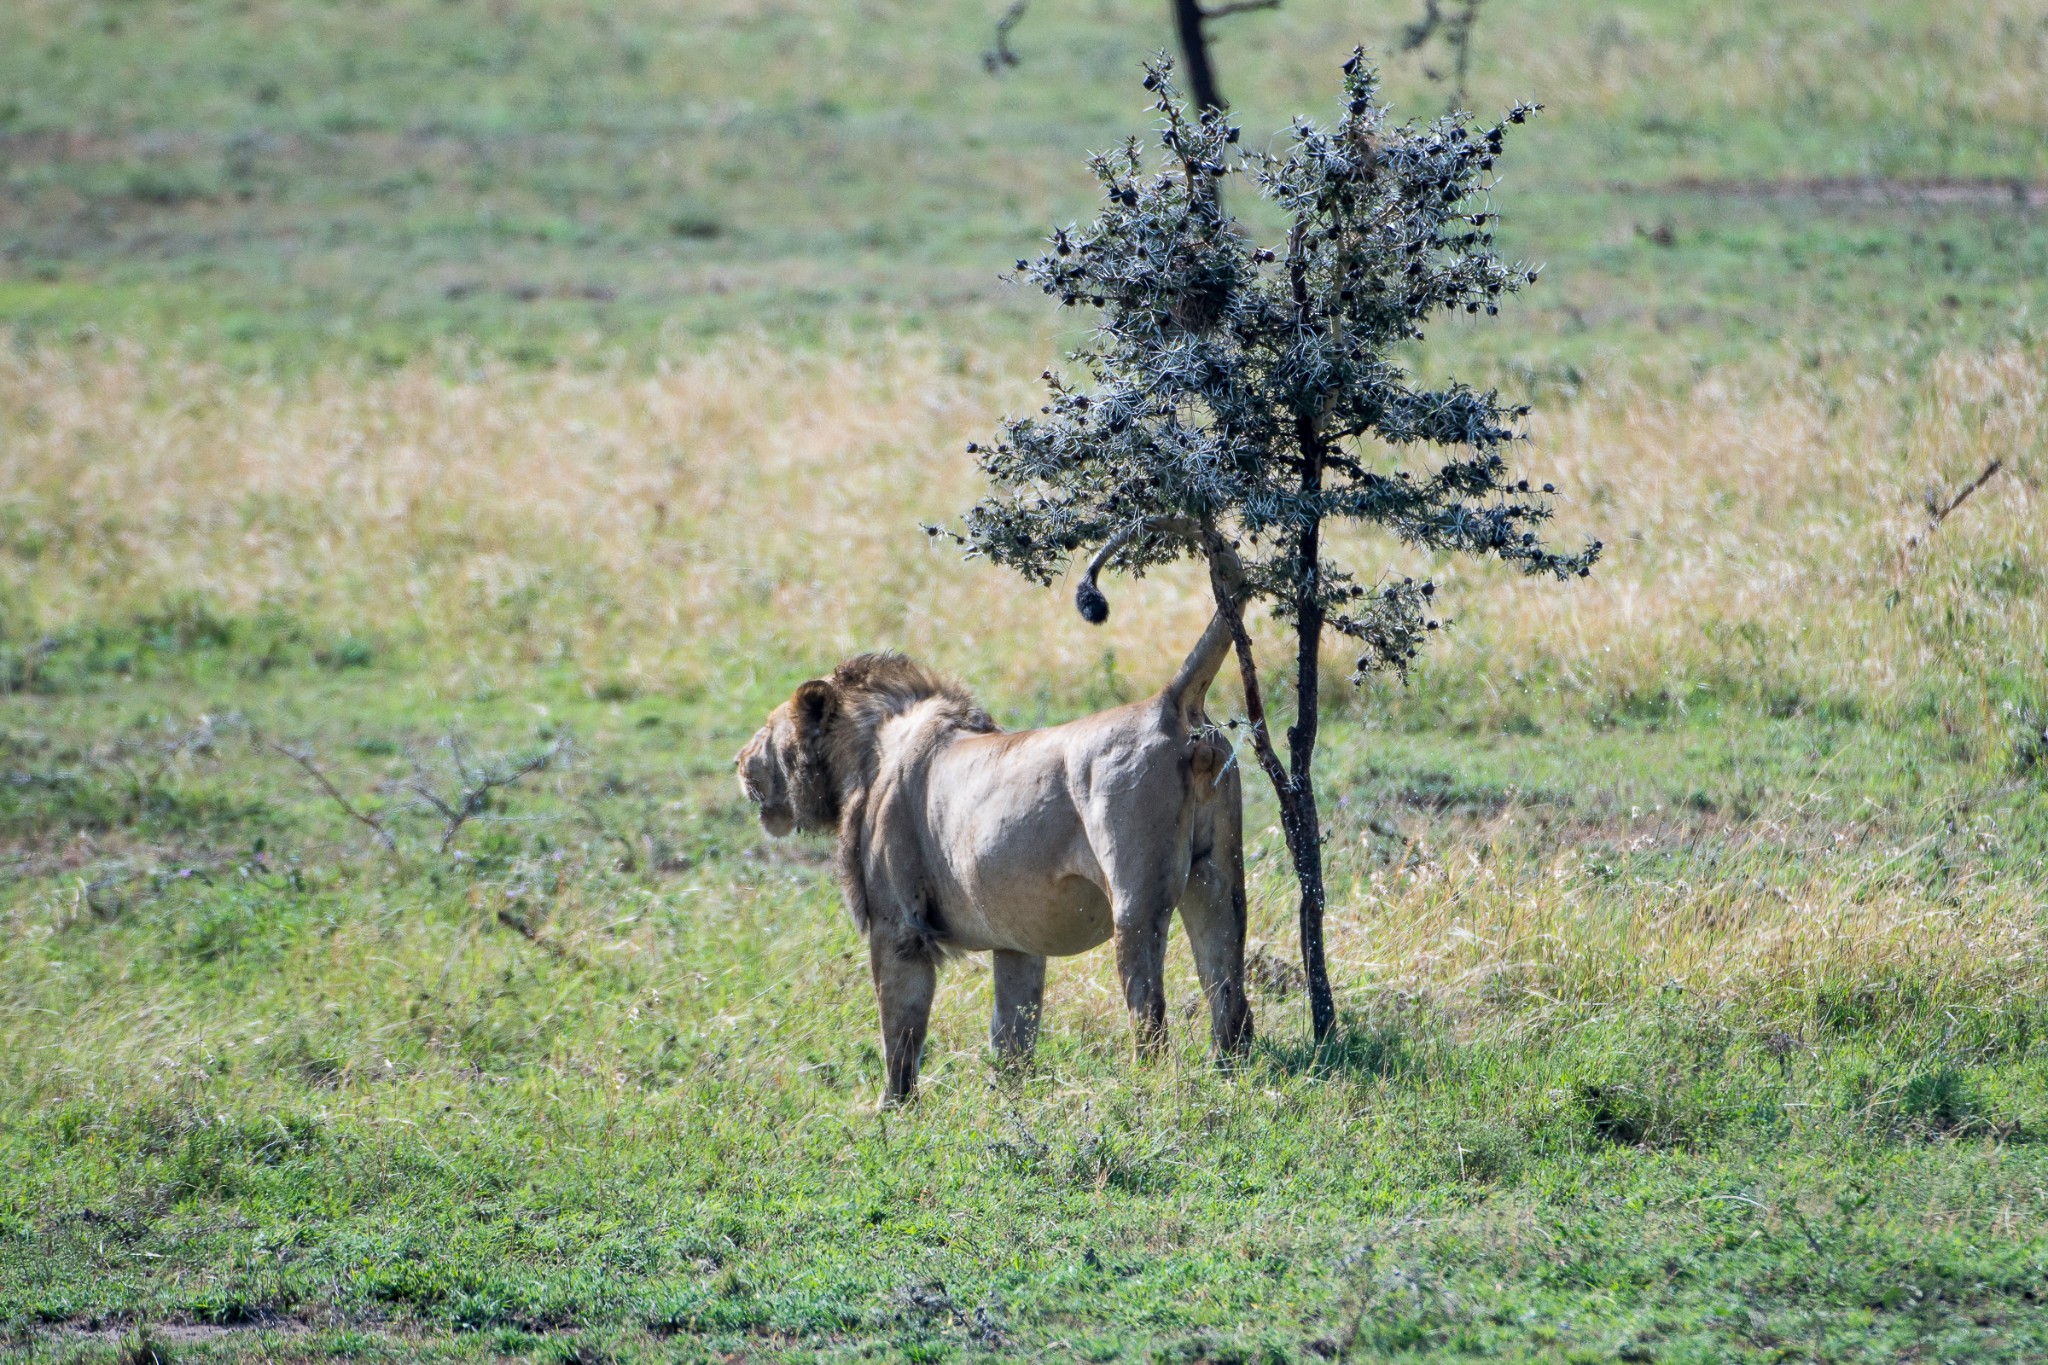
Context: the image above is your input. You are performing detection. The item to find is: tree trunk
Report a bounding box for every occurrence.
[1289,498,1335,1042]
[1286,637,1334,1041]
[1288,785,1334,1042]
[1170,0,1226,111]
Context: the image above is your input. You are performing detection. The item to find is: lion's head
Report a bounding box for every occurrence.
[737,655,995,839]
[735,679,840,838]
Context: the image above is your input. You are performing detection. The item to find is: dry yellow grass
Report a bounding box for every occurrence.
[2,335,2040,717]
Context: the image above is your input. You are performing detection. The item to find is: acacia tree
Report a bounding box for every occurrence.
[949,53,1600,1041]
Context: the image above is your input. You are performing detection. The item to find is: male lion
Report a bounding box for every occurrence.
[736,611,1251,1106]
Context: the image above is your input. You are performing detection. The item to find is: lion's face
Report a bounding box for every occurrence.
[735,702,801,837]
[735,681,839,837]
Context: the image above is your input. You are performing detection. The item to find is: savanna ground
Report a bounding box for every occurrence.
[4,1,2048,1360]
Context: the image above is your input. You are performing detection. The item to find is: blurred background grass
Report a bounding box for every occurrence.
[2,0,2047,366]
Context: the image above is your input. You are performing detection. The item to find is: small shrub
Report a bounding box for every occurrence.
[316,636,375,671]
[116,1326,173,1365]
[1444,1118,1523,1185]
[1899,1066,1983,1132]
[1572,1075,1727,1150]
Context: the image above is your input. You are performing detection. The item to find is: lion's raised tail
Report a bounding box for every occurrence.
[1163,610,1235,731]
[1072,517,1247,732]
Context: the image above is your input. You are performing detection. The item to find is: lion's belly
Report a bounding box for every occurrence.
[939,872,1114,957]
[922,737,1115,958]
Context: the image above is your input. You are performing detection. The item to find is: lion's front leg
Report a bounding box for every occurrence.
[870,936,936,1107]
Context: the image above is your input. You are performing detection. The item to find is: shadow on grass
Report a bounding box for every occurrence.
[1256,1010,1427,1083]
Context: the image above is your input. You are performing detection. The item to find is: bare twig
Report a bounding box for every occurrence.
[982,0,1028,72]
[404,736,568,853]
[1900,458,2003,571]
[95,715,236,811]
[1918,458,2003,540]
[1400,0,1484,108]
[267,740,396,850]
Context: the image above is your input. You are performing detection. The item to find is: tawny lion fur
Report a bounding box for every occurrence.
[736,614,1252,1105]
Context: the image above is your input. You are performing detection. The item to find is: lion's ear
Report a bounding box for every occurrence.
[786,680,842,831]
[793,679,838,732]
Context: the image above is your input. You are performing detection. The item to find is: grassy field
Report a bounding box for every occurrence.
[4,1,2048,1361]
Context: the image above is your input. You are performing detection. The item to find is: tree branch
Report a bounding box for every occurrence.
[982,0,1028,73]
[1199,526,1296,819]
[268,741,396,851]
[1901,458,2003,566]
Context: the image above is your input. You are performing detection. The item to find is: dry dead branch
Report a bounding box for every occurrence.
[266,740,396,851]
[1900,458,2003,571]
[403,735,569,853]
[982,1,1028,72]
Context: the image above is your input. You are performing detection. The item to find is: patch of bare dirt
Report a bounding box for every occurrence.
[1647,176,2048,208]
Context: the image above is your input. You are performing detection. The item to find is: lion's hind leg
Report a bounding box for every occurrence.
[1109,896,1173,1058]
[1180,856,1252,1057]
[990,949,1047,1063]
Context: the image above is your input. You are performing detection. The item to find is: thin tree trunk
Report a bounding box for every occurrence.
[1170,0,1225,111]
[1289,423,1336,1042]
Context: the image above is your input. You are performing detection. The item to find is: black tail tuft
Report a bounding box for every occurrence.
[1075,577,1110,624]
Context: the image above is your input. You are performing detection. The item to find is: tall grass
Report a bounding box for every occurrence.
[2,336,2040,719]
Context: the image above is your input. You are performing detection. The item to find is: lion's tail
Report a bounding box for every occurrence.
[1075,516,1245,730]
[1163,610,1235,731]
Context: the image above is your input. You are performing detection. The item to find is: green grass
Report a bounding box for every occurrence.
[5,0,2048,1359]
[4,637,2046,1361]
